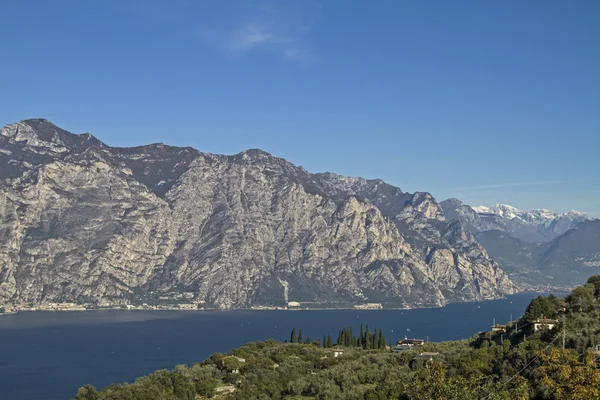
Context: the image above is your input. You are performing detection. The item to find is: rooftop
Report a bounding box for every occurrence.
[535,318,558,324]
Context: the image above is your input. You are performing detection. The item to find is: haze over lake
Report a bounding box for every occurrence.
[0,293,550,400]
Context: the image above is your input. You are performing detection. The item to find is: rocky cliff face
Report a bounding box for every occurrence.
[0,120,516,308]
[440,199,588,243]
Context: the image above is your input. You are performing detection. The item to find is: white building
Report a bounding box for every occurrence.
[534,318,558,332]
[332,349,345,358]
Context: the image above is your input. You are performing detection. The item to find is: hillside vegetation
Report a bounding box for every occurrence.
[74,277,600,400]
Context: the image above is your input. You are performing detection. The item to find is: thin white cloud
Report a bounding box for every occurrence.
[197,1,318,63]
[453,181,566,191]
[126,1,318,63]
[228,24,291,52]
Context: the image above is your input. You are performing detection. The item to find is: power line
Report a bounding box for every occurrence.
[481,333,562,400]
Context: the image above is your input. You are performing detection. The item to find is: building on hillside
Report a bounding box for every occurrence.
[332,349,345,358]
[533,318,558,332]
[397,338,425,347]
[558,301,568,313]
[394,338,426,352]
[491,324,507,333]
[420,352,440,360]
[221,356,246,374]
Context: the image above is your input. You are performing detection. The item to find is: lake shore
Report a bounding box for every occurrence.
[2,288,572,316]
[0,292,544,400]
[2,284,576,317]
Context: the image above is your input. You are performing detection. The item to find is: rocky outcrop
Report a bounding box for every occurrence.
[0,119,516,308]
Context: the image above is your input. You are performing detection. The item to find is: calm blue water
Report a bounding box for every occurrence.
[0,293,544,400]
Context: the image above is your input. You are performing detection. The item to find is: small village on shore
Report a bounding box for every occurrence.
[0,298,405,315]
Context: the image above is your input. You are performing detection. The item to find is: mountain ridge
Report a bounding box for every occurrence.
[0,119,516,309]
[440,198,589,243]
[476,219,600,288]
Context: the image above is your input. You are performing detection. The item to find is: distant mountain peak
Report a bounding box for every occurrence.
[1,119,105,151]
[441,200,590,243]
[473,204,588,221]
[441,198,465,206]
[236,148,273,158]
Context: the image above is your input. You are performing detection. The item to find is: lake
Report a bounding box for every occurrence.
[0,292,545,400]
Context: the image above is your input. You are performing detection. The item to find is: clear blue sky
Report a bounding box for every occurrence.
[1,0,599,215]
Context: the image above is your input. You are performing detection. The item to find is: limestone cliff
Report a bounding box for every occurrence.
[0,119,516,308]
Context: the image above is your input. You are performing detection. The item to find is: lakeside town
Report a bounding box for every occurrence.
[0,285,575,316]
[0,295,394,315]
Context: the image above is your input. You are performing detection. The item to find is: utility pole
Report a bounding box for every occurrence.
[562,314,566,350]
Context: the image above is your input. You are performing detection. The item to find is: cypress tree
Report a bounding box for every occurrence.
[336,331,342,346]
[306,336,311,344]
[348,327,353,346]
[379,330,384,349]
[316,338,321,347]
[298,329,303,344]
[373,328,379,349]
[291,328,297,343]
[343,327,347,346]
[388,339,393,348]
[360,324,364,345]
[323,335,327,348]
[327,335,333,348]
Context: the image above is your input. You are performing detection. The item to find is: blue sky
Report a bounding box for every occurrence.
[1,0,599,215]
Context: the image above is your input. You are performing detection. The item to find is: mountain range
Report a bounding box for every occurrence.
[439,199,588,243]
[440,199,600,288]
[0,119,516,309]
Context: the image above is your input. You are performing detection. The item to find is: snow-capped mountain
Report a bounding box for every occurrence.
[473,204,586,225]
[440,199,589,243]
